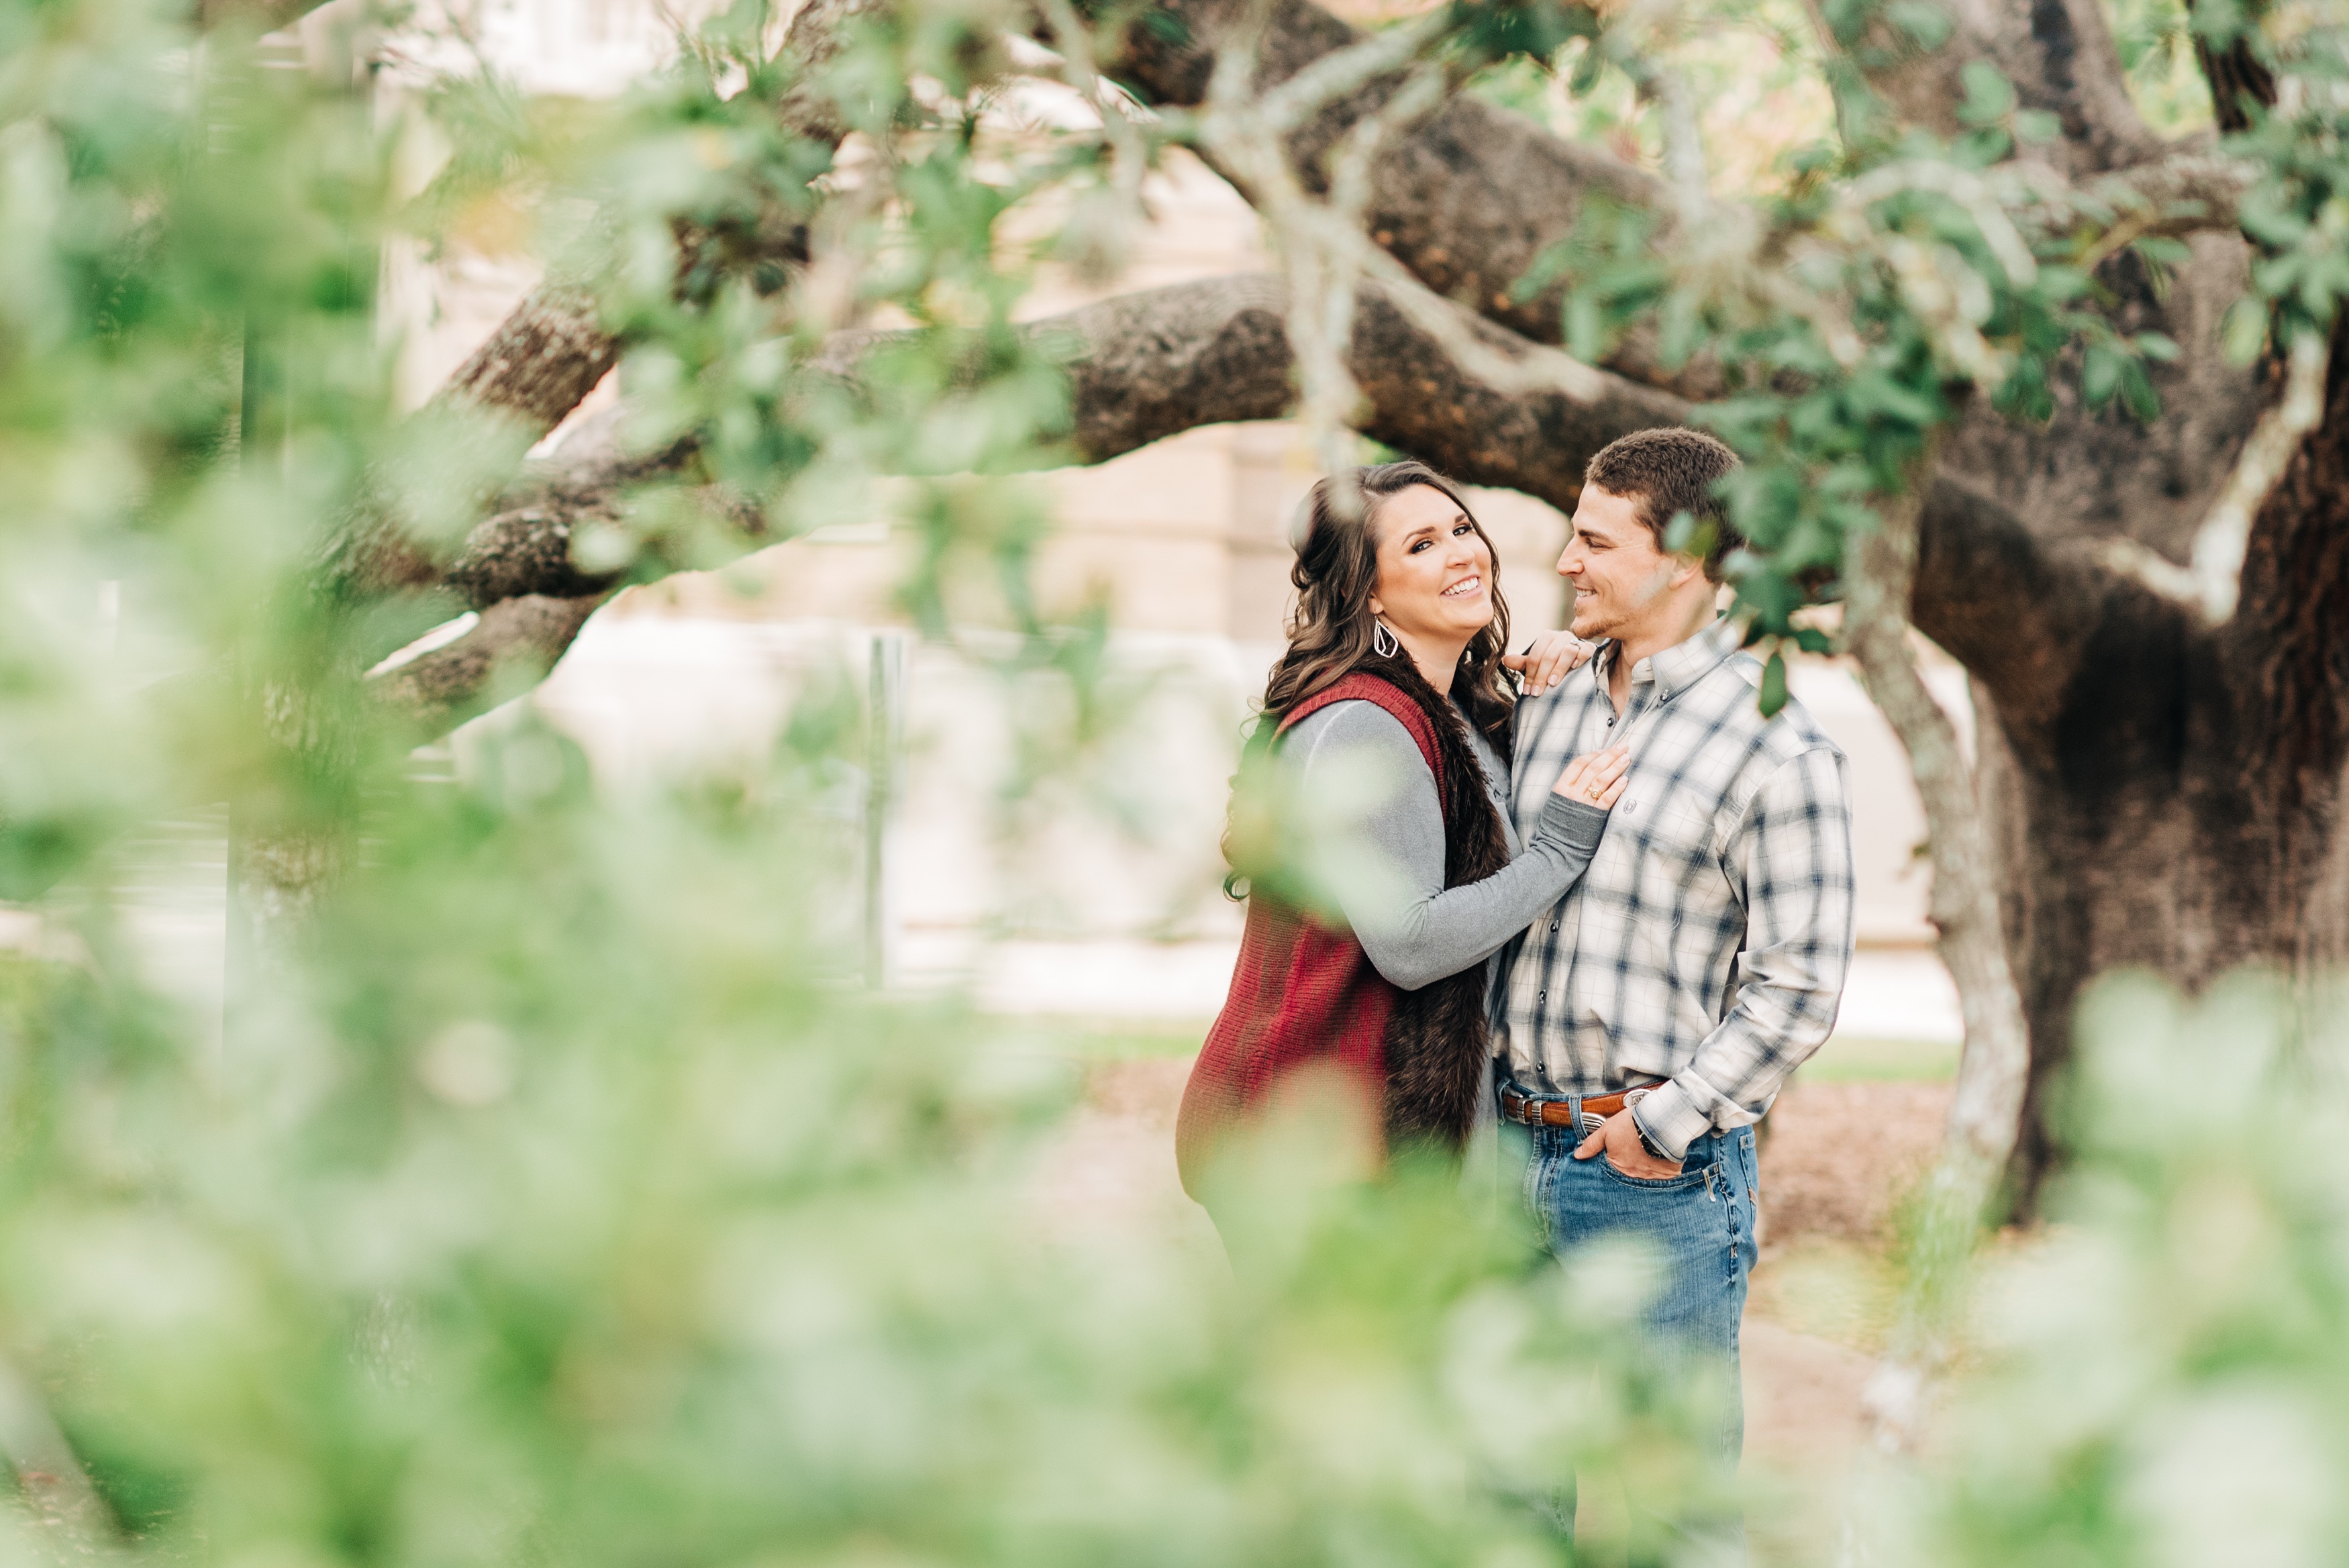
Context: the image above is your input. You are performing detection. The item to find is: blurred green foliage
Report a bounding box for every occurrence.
[0,714,1732,1565]
[6,0,2349,1561]
[2103,0,2216,132]
[1885,973,2349,1564]
[0,2,1722,1563]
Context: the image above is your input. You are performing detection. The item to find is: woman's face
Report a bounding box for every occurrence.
[1366,484,1495,645]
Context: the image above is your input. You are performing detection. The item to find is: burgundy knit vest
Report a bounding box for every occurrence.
[1174,666,1512,1198]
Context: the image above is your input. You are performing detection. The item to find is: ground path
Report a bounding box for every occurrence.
[1032,1056,1955,1537]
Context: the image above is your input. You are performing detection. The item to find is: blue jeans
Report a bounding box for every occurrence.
[1515,1114,1760,1551]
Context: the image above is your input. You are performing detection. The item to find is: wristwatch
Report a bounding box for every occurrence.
[1632,1116,1673,1162]
[1621,1086,1671,1161]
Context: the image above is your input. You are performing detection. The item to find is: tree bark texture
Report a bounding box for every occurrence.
[374,592,614,735]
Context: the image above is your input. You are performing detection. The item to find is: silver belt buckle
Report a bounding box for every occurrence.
[1585,1086,1651,1137]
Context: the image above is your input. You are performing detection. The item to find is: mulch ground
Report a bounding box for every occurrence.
[1038,1058,1958,1512]
[1757,1076,1954,1247]
[1052,1057,1955,1253]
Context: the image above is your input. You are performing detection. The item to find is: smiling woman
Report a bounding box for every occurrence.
[1174,462,1630,1223]
[1366,482,1505,680]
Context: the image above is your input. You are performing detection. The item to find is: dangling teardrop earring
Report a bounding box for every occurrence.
[1372,619,1401,658]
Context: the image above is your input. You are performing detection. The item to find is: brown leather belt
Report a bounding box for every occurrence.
[1499,1082,1663,1133]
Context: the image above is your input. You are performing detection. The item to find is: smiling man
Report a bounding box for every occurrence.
[1498,427,1855,1543]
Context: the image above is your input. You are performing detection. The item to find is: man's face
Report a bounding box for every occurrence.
[1558,484,1685,641]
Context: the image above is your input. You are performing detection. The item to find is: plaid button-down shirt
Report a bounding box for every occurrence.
[1497,616,1856,1159]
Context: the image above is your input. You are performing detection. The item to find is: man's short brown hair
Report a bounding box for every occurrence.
[1583,427,1745,583]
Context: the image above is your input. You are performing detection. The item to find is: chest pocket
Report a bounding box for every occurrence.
[1621,785,1720,971]
[1622,783,1717,867]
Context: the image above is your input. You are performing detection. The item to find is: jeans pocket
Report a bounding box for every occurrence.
[1520,1141,1554,1248]
[1596,1154,1709,1191]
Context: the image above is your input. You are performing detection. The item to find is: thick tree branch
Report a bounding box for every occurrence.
[813,274,1301,462]
[374,592,615,735]
[442,0,872,429]
[1913,474,2101,734]
[437,282,624,439]
[439,413,709,609]
[1810,0,2158,176]
[2228,315,2349,802]
[2032,144,2258,242]
[731,274,1677,513]
[375,271,2090,734]
[1105,0,1680,381]
[2100,328,2328,623]
[1112,0,2209,396]
[369,271,1679,729]
[325,0,874,605]
[403,268,1661,666]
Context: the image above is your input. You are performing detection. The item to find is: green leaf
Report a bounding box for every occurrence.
[2081,344,2123,406]
[1759,650,1789,717]
[1885,0,1954,49]
[2013,109,2062,144]
[1819,0,1872,45]
[2223,296,2272,366]
[1844,370,1941,427]
[1566,39,1607,93]
[1565,291,1607,362]
[1954,127,2013,166]
[1449,0,1601,64]
[1957,60,2017,125]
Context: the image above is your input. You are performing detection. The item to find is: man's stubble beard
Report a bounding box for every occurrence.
[1568,562,1675,645]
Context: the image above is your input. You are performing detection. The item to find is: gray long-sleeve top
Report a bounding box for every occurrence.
[1280,697,1610,992]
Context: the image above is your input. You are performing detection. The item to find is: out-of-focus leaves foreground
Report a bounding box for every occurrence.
[0,761,1705,1566]
[6,0,2349,1563]
[1892,972,2349,1567]
[0,2,1703,1563]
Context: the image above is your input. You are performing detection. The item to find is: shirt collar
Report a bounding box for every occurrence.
[1599,615,1742,704]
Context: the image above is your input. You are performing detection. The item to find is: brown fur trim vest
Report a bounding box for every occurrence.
[1360,652,1515,1155]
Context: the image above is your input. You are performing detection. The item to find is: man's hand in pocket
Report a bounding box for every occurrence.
[1572,1108,1683,1179]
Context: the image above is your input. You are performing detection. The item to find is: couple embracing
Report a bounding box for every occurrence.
[1176,427,1856,1519]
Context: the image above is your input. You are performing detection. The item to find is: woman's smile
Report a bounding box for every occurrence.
[1442,574,1484,598]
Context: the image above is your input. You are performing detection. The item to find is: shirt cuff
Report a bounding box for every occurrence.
[1532,794,1610,853]
[1630,1078,1712,1163]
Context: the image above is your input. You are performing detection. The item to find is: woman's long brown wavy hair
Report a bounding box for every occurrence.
[1262,461,1514,745]
[1222,463,1515,896]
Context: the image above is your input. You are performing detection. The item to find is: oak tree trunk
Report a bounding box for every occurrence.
[1975,317,2349,1196]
